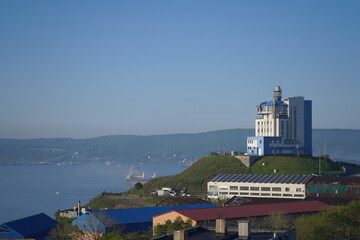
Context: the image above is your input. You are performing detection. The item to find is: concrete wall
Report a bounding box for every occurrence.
[284,97,305,146]
[234,155,262,168]
[60,211,78,218]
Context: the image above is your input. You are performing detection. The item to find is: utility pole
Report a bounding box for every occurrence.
[318,147,321,176]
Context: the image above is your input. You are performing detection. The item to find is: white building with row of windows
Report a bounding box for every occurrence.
[207,173,313,199]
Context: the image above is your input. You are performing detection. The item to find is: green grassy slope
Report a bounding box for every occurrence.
[250,156,344,175]
[127,155,251,195]
[128,155,344,196]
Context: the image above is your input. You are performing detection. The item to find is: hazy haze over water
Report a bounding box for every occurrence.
[0,163,185,223]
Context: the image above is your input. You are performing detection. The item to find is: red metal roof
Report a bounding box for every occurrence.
[166,201,328,222]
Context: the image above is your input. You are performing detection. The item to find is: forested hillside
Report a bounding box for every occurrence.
[0,129,359,165]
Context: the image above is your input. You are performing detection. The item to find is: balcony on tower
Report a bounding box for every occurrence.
[256,101,288,117]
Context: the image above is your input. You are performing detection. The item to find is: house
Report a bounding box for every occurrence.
[155,187,177,196]
[0,213,58,240]
[72,203,216,234]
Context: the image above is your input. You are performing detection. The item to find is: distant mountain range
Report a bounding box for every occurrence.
[0,129,359,165]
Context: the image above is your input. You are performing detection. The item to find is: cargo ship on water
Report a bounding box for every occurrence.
[126,166,156,185]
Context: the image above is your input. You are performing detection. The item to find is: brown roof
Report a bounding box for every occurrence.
[155,201,328,222]
[156,197,209,207]
[224,196,301,206]
[309,176,360,185]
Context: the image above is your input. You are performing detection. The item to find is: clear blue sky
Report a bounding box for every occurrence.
[1,1,359,139]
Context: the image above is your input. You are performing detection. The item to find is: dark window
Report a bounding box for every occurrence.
[240,186,249,191]
[230,186,238,190]
[261,187,270,191]
[285,187,290,192]
[272,187,281,192]
[240,192,249,195]
[0,227,9,233]
[250,187,259,191]
[230,192,238,195]
[261,193,270,196]
[250,192,260,196]
[283,194,292,197]
[272,193,281,196]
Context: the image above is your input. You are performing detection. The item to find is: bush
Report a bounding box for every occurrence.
[154,216,193,237]
[135,182,143,190]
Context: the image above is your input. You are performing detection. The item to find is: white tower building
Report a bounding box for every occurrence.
[247,86,312,156]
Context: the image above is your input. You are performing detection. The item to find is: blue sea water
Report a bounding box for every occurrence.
[0,163,185,224]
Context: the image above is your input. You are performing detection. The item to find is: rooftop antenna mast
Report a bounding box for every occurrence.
[272,86,282,137]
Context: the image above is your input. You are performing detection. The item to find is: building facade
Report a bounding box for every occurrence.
[306,176,360,199]
[207,173,313,199]
[247,86,312,156]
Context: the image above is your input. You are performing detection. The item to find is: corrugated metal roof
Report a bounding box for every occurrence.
[224,196,355,207]
[1,213,58,238]
[209,174,313,184]
[169,201,328,222]
[89,203,216,224]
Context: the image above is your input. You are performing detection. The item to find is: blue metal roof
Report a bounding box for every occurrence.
[209,174,313,184]
[72,203,216,233]
[91,204,216,224]
[258,101,288,107]
[0,213,58,239]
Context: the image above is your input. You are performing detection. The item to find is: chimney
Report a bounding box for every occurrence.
[238,220,250,239]
[216,219,227,235]
[173,229,186,240]
[78,201,80,217]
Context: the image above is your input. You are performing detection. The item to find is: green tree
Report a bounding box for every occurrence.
[48,210,82,240]
[134,182,143,190]
[100,230,152,240]
[293,214,322,240]
[153,217,193,237]
[154,220,172,236]
[294,200,360,240]
[264,211,292,229]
